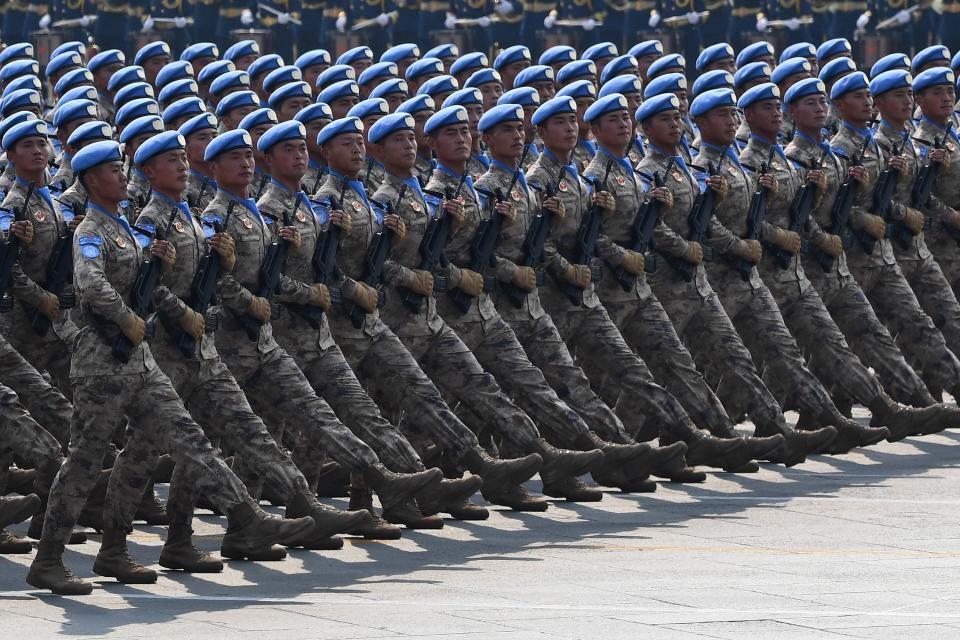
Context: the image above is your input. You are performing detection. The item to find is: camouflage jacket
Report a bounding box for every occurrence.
[912,116,960,261]
[185,169,217,212]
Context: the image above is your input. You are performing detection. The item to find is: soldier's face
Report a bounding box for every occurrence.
[302,65,328,95]
[466,104,484,139]
[322,132,365,175]
[696,106,739,145]
[412,111,432,152]
[791,94,828,130]
[532,80,555,102]
[212,148,255,188]
[235,55,259,71]
[502,61,531,90]
[186,129,217,166]
[874,87,914,123]
[330,96,360,119]
[478,82,503,111]
[675,90,689,117]
[780,72,811,96]
[378,129,417,171]
[266,139,309,182]
[836,89,874,125]
[574,98,592,135]
[707,59,736,75]
[428,124,471,164]
[383,93,406,113]
[539,113,578,152]
[637,55,658,83]
[593,110,632,151]
[250,124,272,166]
[916,85,956,121]
[87,160,128,204]
[144,55,171,85]
[350,59,372,76]
[743,99,782,138]
[305,119,329,156]
[224,105,258,130]
[143,149,189,196]
[278,97,312,122]
[522,106,536,141]
[483,121,524,160]
[9,136,49,175]
[641,110,683,148]
[60,117,94,144]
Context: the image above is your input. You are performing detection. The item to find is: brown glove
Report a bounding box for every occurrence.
[10,220,33,244]
[211,232,235,272]
[387,214,406,243]
[352,281,379,312]
[34,292,59,319]
[117,312,146,346]
[863,213,887,240]
[684,241,704,264]
[177,308,205,339]
[817,234,843,257]
[620,250,645,275]
[151,240,176,273]
[737,239,762,264]
[773,229,802,254]
[511,266,537,291]
[247,296,272,322]
[904,207,925,234]
[307,283,331,309]
[563,263,591,288]
[458,268,484,296]
[408,269,434,295]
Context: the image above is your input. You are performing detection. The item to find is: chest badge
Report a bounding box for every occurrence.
[351,200,362,211]
[727,165,738,177]
[411,201,422,212]
[295,210,307,222]
[34,210,45,222]
[948,142,956,152]
[116,235,126,248]
[558,180,568,192]
[241,217,253,229]
[672,171,683,182]
[173,220,184,233]
[615,175,626,186]
[629,152,639,164]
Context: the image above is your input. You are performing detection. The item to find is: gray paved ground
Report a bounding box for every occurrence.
[4,417,960,638]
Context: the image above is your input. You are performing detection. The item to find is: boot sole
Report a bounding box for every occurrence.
[220,543,288,561]
[26,572,93,595]
[92,564,158,584]
[158,558,224,573]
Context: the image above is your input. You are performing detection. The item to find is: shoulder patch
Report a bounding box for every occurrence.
[58,201,75,222]
[133,223,155,249]
[309,198,331,225]
[0,208,12,232]
[78,234,103,259]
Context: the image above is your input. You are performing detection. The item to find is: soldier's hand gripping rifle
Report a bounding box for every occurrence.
[729,145,775,281]
[0,181,35,313]
[814,131,873,271]
[772,151,824,269]
[29,187,81,335]
[613,158,674,290]
[556,159,613,305]
[349,183,406,328]
[663,152,728,281]
[913,123,960,244]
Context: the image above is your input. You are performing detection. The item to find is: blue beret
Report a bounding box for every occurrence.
[737,82,781,109]
[692,70,734,97]
[180,43,219,63]
[197,60,235,85]
[556,60,596,84]
[478,103,523,133]
[268,81,312,109]
[319,79,360,104]
[295,49,332,70]
[425,105,469,134]
[466,68,502,88]
[584,93,629,123]
[118,115,163,143]
[204,129,253,161]
[870,53,911,79]
[647,54,685,79]
[424,44,460,60]
[71,140,122,174]
[952,50,960,72]
[134,130,186,165]
[736,41,775,69]
[67,120,113,148]
[215,90,260,117]
[442,87,483,108]
[780,42,816,64]
[57,86,97,106]
[417,75,459,98]
[3,75,41,97]
[0,60,39,85]
[539,45,577,67]
[258,120,306,152]
[295,102,334,123]
[50,41,84,60]
[405,58,444,82]
[628,40,664,59]
[494,45,532,71]
[636,93,680,122]
[238,107,279,131]
[819,56,857,83]
[368,111,415,143]
[690,88,737,117]
[913,66,955,93]
[0,113,36,145]
[263,65,303,94]
[0,89,41,116]
[224,40,260,62]
[317,64,356,88]
[248,54,284,80]
[696,43,735,71]
[783,77,826,105]
[772,57,813,85]
[642,72,687,99]
[870,69,913,96]
[348,97,389,120]
[913,45,951,73]
[498,87,540,107]
[316,116,364,145]
[370,78,409,100]
[2,119,47,150]
[450,52,488,78]
[158,78,199,106]
[816,38,852,63]
[599,55,638,84]
[179,112,219,138]
[358,61,399,87]
[381,43,420,63]
[210,70,250,96]
[830,70,869,100]
[734,62,772,90]
[583,42,619,61]
[114,82,155,109]
[156,61,194,90]
[337,46,373,66]
[557,79,597,100]
[54,68,93,97]
[397,94,436,114]
[52,99,98,128]
[162,96,206,125]
[134,41,171,66]
[514,65,554,88]
[532,95,576,126]
[599,74,642,98]
[46,52,83,79]
[0,43,34,66]
[108,66,146,92]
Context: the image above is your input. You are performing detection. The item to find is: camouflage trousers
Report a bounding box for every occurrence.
[327,311,482,457]
[0,334,72,446]
[0,380,62,495]
[648,279,788,435]
[106,350,313,530]
[44,366,248,543]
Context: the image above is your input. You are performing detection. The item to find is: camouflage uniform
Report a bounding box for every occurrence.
[49,152,74,195]
[43,201,250,546]
[636,146,790,436]
[250,169,271,201]
[413,154,434,187]
[466,154,489,181]
[787,131,934,405]
[830,122,960,398]
[97,92,116,126]
[125,167,152,209]
[256,180,424,474]
[301,160,327,196]
[571,139,596,174]
[184,170,217,212]
[361,157,386,194]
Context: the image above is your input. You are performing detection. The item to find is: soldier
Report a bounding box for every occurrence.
[48,100,99,194]
[441,88,489,179]
[557,80,597,171]
[179,113,220,211]
[119,115,165,209]
[268,82,313,123]
[180,43,221,79]
[293,103,332,192]
[466,68,505,113]
[395,95,437,185]
[642,73,696,162]
[88,50,127,126]
[295,50,332,101]
[238,107,279,199]
[55,121,115,213]
[248,55,284,102]
[348,98,390,191]
[494,46,533,93]
[405,59,445,97]
[319,80,362,120]
[24,138,318,596]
